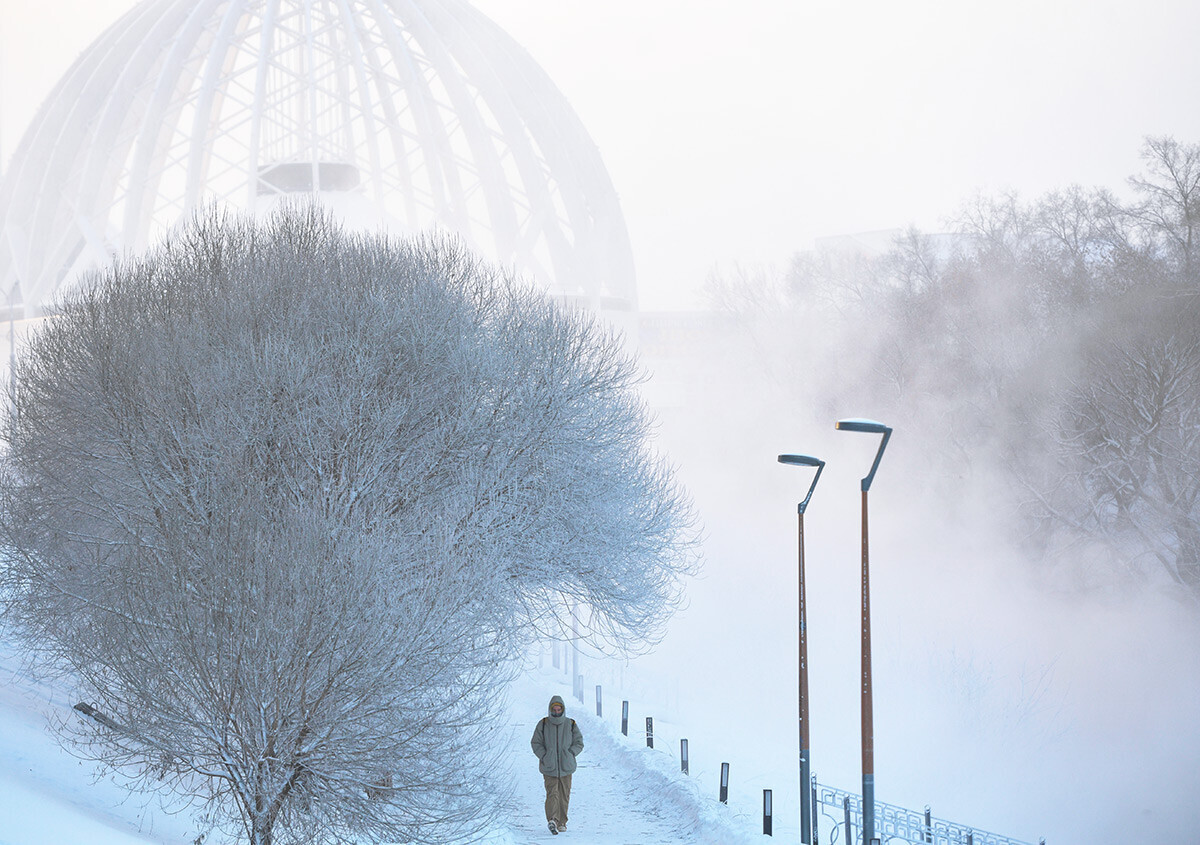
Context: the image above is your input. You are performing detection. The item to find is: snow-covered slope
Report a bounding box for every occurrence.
[0,652,764,844]
[0,648,193,845]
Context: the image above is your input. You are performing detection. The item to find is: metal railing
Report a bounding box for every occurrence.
[815,782,1040,845]
[549,647,1043,845]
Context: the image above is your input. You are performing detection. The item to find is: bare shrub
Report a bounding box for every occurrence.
[0,207,696,844]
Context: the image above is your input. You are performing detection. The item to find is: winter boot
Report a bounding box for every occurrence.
[548,820,558,835]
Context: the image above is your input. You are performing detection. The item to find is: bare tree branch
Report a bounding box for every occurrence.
[0,206,697,844]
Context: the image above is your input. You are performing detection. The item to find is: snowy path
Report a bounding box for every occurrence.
[495,672,762,845]
[499,700,685,844]
[502,752,683,844]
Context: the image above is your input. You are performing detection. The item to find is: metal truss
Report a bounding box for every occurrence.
[0,0,636,317]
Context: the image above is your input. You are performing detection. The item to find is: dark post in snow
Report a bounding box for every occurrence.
[719,762,730,804]
[843,796,852,845]
[812,775,820,845]
[836,418,892,845]
[763,789,773,836]
[924,805,933,843]
[621,700,629,736]
[595,684,602,717]
[680,738,689,774]
[570,602,579,699]
[645,717,654,749]
[777,452,825,845]
[73,702,124,733]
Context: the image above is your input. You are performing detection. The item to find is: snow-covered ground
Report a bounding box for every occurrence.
[4,625,1194,845]
[0,651,766,845]
[496,667,764,845]
[0,647,195,845]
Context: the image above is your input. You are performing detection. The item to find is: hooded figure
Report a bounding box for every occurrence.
[530,695,584,834]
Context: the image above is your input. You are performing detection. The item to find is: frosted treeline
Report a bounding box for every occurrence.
[708,136,1200,598]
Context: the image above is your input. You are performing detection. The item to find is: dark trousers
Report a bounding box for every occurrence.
[543,773,573,827]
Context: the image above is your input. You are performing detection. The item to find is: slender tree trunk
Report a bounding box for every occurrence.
[251,816,273,845]
[251,793,274,845]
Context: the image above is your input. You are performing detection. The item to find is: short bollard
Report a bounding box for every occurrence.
[595,685,602,718]
[763,789,773,836]
[719,762,730,804]
[680,738,689,774]
[645,717,654,749]
[924,805,933,843]
[843,796,852,845]
[621,701,629,736]
[967,832,974,845]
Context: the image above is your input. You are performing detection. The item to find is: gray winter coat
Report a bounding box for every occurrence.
[530,695,584,777]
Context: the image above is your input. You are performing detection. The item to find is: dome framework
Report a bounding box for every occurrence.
[0,0,636,317]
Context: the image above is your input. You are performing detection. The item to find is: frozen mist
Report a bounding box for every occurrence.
[2,1,1199,844]
[575,336,1200,845]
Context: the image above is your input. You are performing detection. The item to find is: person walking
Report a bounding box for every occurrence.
[530,694,584,835]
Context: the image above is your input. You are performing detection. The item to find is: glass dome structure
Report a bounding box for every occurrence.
[0,0,637,317]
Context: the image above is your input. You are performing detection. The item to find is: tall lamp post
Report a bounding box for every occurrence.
[835,419,892,845]
[777,453,825,845]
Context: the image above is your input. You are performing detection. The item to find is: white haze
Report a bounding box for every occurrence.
[6,1,1200,308]
[597,356,1200,845]
[2,2,1200,844]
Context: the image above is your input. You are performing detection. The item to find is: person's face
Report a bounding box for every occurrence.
[550,703,563,716]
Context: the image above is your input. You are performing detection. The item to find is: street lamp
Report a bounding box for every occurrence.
[777,453,824,845]
[835,418,892,845]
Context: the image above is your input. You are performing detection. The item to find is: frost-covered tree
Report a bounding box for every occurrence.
[0,208,695,845]
[1026,292,1200,595]
[707,136,1200,597]
[1127,136,1200,282]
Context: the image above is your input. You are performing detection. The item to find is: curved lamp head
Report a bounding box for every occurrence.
[835,418,892,492]
[778,453,825,514]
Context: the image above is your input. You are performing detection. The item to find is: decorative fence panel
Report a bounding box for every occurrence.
[815,783,1037,845]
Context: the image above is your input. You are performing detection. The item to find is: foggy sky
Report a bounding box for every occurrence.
[1,4,1199,844]
[4,0,1200,308]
